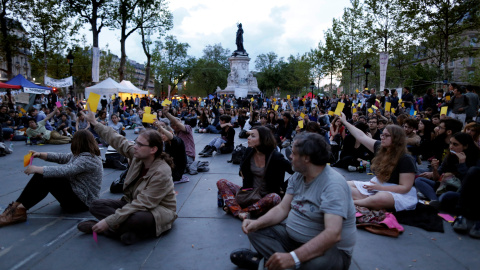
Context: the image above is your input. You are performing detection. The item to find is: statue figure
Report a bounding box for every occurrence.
[233,23,248,56]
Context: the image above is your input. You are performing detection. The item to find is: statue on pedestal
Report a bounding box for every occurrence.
[233,23,248,56]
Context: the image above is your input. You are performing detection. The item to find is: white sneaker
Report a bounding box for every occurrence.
[348,166,357,172]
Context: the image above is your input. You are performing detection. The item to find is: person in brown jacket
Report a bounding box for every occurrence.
[77,104,177,245]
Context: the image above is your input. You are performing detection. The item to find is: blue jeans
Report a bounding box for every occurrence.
[415,177,438,200]
[206,125,221,134]
[208,137,226,149]
[2,127,13,139]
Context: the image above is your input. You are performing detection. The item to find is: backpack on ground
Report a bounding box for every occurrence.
[110,166,129,193]
[229,144,246,164]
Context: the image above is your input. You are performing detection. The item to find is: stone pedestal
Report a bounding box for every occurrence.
[216,55,261,98]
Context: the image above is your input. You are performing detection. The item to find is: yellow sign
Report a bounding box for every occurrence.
[274,105,279,111]
[20,108,26,113]
[352,108,357,113]
[287,95,290,100]
[368,108,373,113]
[142,113,156,123]
[440,106,448,116]
[385,102,391,112]
[356,89,359,93]
[298,120,304,129]
[144,107,151,114]
[251,97,254,102]
[24,152,32,167]
[87,92,101,112]
[391,108,396,113]
[334,102,345,116]
[371,105,378,110]
[328,111,334,116]
[300,113,305,119]
[446,95,451,101]
[414,111,417,116]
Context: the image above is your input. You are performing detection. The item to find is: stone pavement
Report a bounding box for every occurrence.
[0,128,478,270]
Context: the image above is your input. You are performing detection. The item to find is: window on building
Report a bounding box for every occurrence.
[469,57,474,66]
[470,37,478,47]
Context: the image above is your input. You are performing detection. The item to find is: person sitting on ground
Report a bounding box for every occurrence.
[76,112,90,131]
[403,118,421,161]
[217,126,293,220]
[0,130,103,227]
[26,107,72,144]
[77,105,177,245]
[417,119,435,159]
[96,110,108,126]
[275,112,294,148]
[415,132,480,206]
[155,120,187,183]
[130,109,146,134]
[431,118,464,162]
[463,122,480,149]
[199,115,235,157]
[56,112,73,137]
[339,113,418,211]
[333,122,374,171]
[230,132,356,270]
[28,107,53,131]
[109,114,125,136]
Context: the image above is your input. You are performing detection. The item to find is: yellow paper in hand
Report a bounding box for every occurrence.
[20,108,26,113]
[356,89,359,93]
[440,106,448,116]
[385,102,391,112]
[142,113,156,123]
[287,95,290,99]
[371,105,378,110]
[352,108,357,113]
[298,120,304,129]
[328,111,334,116]
[300,113,305,119]
[414,111,417,116]
[368,108,373,113]
[144,107,151,114]
[87,92,101,112]
[24,152,32,167]
[334,102,345,116]
[274,105,279,111]
[251,97,254,102]
[446,95,451,101]
[391,108,396,113]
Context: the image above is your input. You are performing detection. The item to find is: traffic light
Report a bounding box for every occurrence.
[52,87,58,94]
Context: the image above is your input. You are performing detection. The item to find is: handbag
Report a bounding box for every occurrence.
[436,173,461,195]
[235,152,273,208]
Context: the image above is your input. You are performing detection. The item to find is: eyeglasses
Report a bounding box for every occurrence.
[368,121,377,124]
[380,134,391,139]
[134,139,150,147]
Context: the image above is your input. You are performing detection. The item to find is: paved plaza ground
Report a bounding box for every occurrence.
[0,128,479,270]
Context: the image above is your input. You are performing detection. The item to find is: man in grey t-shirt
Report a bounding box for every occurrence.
[231,132,356,270]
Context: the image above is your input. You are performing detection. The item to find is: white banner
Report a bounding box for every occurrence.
[92,47,100,82]
[44,76,73,87]
[23,87,50,95]
[379,52,389,93]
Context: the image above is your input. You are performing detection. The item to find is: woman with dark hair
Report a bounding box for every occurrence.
[463,122,480,149]
[0,130,103,227]
[340,113,418,211]
[217,126,294,220]
[275,112,293,148]
[333,122,374,170]
[418,119,435,159]
[416,132,480,205]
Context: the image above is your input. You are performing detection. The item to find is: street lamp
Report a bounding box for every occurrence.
[66,50,74,97]
[364,59,371,91]
[310,81,315,99]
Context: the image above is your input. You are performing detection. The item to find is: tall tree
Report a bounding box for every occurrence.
[202,43,231,69]
[26,0,73,79]
[152,35,191,95]
[106,0,173,81]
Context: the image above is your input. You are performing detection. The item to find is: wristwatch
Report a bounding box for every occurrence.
[290,251,301,269]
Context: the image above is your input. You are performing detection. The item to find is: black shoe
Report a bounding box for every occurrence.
[202,147,215,157]
[230,248,261,270]
[453,216,469,233]
[198,145,212,156]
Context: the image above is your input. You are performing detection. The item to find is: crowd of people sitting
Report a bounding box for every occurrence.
[1,84,480,269]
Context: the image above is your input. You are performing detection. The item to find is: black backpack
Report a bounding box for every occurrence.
[110,166,129,193]
[230,144,246,164]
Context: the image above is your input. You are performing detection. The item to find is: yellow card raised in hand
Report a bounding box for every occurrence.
[144,107,151,114]
[287,95,290,99]
[24,152,32,167]
[446,95,451,101]
[87,92,101,112]
[300,113,305,119]
[274,105,279,111]
[440,106,448,116]
[142,113,156,123]
[328,111,334,116]
[298,120,304,129]
[368,108,373,113]
[391,108,396,113]
[385,102,391,112]
[371,105,378,110]
[334,102,345,116]
[352,108,357,113]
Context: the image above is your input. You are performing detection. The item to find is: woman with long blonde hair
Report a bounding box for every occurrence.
[339,113,417,211]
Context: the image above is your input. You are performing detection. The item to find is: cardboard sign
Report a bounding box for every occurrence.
[385,102,391,112]
[287,95,290,99]
[334,102,345,116]
[144,107,151,114]
[87,92,101,112]
[440,106,448,116]
[298,120,304,129]
[142,113,156,123]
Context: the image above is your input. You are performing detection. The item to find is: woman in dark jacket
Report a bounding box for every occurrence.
[216,126,293,220]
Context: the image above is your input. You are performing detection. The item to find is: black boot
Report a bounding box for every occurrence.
[202,147,216,157]
[199,145,212,156]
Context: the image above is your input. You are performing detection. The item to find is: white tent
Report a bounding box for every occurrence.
[119,80,149,94]
[85,78,131,99]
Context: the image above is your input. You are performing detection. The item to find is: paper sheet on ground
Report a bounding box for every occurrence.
[87,93,101,112]
[438,213,455,222]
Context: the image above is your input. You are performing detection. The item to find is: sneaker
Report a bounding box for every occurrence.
[230,248,261,270]
[469,221,480,239]
[0,202,27,227]
[348,166,357,172]
[77,220,98,234]
[453,216,469,233]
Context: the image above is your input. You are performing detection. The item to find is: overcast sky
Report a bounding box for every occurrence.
[80,0,350,72]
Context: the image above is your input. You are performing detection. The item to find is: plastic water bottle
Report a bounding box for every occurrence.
[366,160,372,175]
[26,137,31,145]
[358,161,364,173]
[217,191,224,207]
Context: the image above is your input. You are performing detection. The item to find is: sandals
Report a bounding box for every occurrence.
[230,248,261,269]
